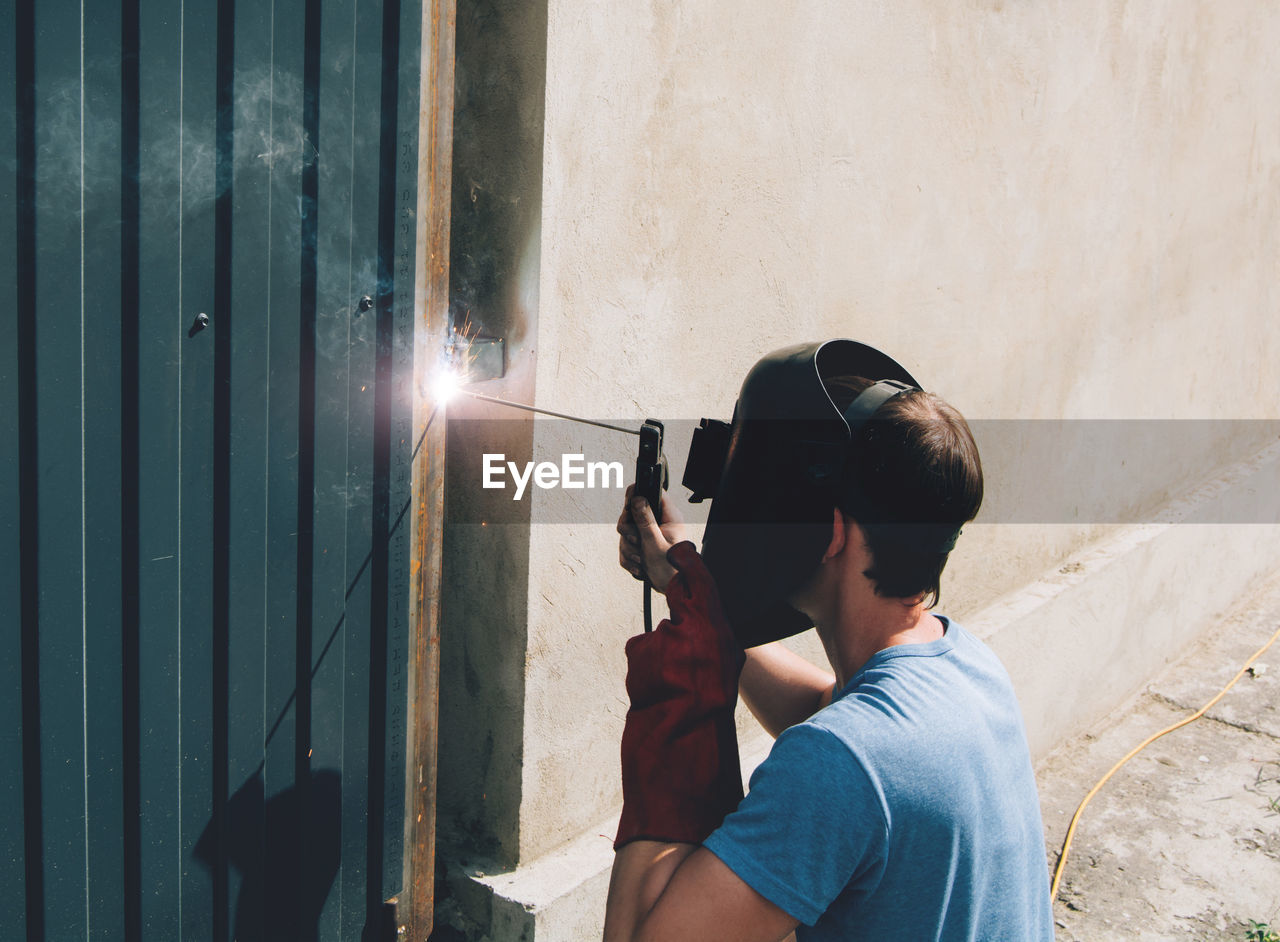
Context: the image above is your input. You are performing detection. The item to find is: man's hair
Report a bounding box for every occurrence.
[824,376,983,607]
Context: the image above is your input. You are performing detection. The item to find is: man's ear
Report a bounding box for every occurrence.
[823,506,848,562]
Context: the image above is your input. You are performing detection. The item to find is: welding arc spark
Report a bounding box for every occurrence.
[432,368,462,405]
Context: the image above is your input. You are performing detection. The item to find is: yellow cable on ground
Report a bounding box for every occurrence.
[1050,622,1280,904]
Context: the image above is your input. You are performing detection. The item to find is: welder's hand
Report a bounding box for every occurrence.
[615,541,745,849]
[616,485,689,594]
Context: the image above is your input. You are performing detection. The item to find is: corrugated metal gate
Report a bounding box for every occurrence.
[0,0,449,939]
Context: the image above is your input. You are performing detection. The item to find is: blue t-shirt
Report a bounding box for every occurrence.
[703,617,1054,941]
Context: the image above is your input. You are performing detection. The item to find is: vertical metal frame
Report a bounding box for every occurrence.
[402,0,455,937]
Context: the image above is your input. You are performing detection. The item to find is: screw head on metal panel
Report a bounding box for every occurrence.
[188,312,210,337]
[357,295,374,314]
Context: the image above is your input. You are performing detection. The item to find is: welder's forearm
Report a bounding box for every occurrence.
[739,643,835,737]
[603,841,697,942]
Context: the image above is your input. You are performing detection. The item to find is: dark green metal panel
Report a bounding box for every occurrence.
[176,2,219,938]
[255,0,309,936]
[6,0,427,938]
[0,0,26,933]
[335,4,389,935]
[310,0,383,934]
[32,5,92,939]
[83,3,128,940]
[135,0,186,936]
[222,2,277,939]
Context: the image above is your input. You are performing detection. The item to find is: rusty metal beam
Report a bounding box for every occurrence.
[403,0,456,937]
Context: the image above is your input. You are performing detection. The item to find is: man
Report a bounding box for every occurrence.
[603,342,1054,941]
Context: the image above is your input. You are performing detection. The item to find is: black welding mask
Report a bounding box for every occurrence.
[682,339,931,648]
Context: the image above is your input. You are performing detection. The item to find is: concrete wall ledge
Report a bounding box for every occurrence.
[974,437,1280,760]
[442,811,616,942]
[439,730,778,942]
[439,438,1280,941]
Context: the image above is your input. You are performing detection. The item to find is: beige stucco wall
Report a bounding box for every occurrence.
[437,0,1280,908]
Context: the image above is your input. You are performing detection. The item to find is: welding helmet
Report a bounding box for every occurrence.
[682,339,953,648]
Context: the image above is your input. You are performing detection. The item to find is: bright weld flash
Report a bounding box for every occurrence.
[432,367,462,405]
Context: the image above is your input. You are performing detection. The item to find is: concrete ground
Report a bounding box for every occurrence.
[1037,570,1280,941]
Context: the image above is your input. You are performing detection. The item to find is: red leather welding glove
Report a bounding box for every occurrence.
[615,540,746,849]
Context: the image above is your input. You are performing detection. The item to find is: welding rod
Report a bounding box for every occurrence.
[459,389,642,436]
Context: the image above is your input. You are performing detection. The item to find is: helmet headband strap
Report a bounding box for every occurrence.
[840,379,917,437]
